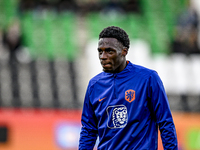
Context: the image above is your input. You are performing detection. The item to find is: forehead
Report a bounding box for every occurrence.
[98,38,119,48]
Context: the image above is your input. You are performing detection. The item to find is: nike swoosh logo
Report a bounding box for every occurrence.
[99,97,106,102]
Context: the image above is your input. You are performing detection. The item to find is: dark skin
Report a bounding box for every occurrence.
[97,38,128,73]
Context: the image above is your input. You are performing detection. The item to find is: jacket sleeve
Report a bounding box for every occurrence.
[148,71,178,150]
[79,84,98,150]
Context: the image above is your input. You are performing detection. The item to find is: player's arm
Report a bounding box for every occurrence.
[79,85,98,150]
[148,71,178,150]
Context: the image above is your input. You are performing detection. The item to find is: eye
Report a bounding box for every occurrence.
[106,49,114,54]
[98,49,103,54]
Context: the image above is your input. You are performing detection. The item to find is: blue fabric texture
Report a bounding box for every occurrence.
[79,61,178,150]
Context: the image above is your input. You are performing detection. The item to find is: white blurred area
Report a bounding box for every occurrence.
[85,39,200,95]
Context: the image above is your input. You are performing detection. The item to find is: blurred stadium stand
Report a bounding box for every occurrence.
[1,1,200,150]
[0,0,200,112]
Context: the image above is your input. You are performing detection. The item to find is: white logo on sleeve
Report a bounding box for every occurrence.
[106,105,128,129]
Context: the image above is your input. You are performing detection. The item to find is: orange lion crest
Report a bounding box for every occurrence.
[125,90,135,103]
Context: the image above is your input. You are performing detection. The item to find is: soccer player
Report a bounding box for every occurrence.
[79,26,178,149]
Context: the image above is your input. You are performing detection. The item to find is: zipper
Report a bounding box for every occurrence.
[113,74,117,99]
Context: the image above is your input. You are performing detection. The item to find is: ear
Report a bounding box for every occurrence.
[122,48,128,57]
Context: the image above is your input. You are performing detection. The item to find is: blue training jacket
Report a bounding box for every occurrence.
[79,61,178,150]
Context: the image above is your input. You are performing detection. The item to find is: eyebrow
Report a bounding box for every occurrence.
[97,48,114,51]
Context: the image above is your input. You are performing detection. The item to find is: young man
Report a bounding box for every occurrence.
[79,26,178,149]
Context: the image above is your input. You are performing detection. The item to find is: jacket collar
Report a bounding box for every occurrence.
[104,60,133,77]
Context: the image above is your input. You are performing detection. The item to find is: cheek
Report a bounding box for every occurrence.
[113,55,122,64]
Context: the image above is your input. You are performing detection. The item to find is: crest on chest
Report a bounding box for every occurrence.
[106,105,128,129]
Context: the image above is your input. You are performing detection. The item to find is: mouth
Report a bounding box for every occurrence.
[101,62,112,68]
[102,64,111,68]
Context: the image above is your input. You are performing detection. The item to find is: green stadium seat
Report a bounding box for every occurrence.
[20,11,78,60]
[1,0,188,58]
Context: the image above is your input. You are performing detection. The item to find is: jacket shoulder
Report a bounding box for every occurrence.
[130,63,157,78]
[88,72,105,87]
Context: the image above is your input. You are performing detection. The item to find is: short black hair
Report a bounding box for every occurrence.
[99,26,130,49]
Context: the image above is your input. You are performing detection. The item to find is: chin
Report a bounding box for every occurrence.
[103,69,113,73]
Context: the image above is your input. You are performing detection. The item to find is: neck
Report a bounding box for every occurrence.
[114,60,127,73]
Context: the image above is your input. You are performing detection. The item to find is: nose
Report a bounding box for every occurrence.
[99,51,107,59]
[119,113,123,118]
